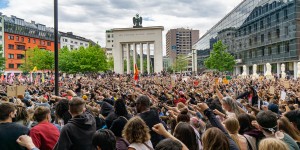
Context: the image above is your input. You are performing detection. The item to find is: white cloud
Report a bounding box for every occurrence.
[1,0,242,54]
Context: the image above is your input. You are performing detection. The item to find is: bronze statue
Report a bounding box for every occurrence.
[133,14,142,28]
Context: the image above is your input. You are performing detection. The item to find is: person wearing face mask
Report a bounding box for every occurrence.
[29,106,60,150]
[0,102,29,150]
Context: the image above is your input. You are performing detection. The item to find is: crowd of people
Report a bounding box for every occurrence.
[0,72,300,150]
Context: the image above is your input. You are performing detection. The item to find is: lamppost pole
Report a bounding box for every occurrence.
[54,0,59,95]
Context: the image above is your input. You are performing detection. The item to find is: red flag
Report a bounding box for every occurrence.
[134,64,139,81]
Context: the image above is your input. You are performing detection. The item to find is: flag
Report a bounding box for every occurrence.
[32,66,38,72]
[18,73,22,81]
[134,64,139,81]
[0,74,3,82]
[41,72,45,83]
[30,72,33,83]
[8,73,14,84]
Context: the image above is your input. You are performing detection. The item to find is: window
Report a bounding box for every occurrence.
[254,23,258,31]
[17,54,24,59]
[71,41,73,43]
[112,34,114,38]
[107,40,110,42]
[260,20,264,29]
[16,36,19,41]
[284,9,288,19]
[276,28,280,38]
[8,54,14,59]
[17,64,22,68]
[243,28,246,35]
[85,44,88,46]
[33,39,36,44]
[8,44,14,49]
[107,34,110,38]
[64,39,68,42]
[80,43,83,45]
[0,27,2,31]
[285,42,290,52]
[277,45,281,54]
[249,50,252,58]
[40,40,45,45]
[268,32,271,41]
[262,47,265,56]
[8,64,14,69]
[28,38,30,43]
[47,42,51,46]
[21,37,24,42]
[17,45,25,50]
[261,34,264,42]
[249,39,252,46]
[254,36,258,43]
[267,17,271,26]
[268,47,272,55]
[285,26,288,36]
[276,13,279,22]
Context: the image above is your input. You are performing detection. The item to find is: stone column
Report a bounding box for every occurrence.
[113,43,124,74]
[133,43,136,69]
[126,43,130,74]
[294,61,297,79]
[154,40,163,73]
[140,43,143,74]
[147,43,150,74]
[277,63,280,77]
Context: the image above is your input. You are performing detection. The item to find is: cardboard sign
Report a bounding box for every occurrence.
[283,81,290,89]
[171,76,176,87]
[7,86,17,97]
[269,86,275,94]
[16,86,26,96]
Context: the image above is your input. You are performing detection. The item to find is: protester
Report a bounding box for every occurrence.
[92,129,116,150]
[0,102,29,150]
[29,106,60,150]
[53,97,96,150]
[0,72,298,150]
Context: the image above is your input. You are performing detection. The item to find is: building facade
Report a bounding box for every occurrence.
[60,32,90,50]
[193,0,300,77]
[166,28,199,64]
[2,15,59,73]
[105,29,114,57]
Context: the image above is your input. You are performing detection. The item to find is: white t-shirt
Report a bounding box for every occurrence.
[128,140,153,150]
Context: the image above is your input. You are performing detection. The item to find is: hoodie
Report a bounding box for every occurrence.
[53,112,96,150]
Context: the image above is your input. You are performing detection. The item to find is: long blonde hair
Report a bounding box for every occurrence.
[224,117,241,150]
[259,138,289,150]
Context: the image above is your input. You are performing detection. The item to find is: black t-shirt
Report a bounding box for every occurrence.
[75,83,81,93]
[139,110,164,147]
[0,122,29,150]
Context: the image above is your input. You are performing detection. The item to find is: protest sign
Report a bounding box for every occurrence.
[7,86,17,97]
[280,90,286,101]
[269,86,275,94]
[283,81,290,89]
[16,86,26,96]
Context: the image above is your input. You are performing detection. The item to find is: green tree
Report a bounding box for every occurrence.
[107,56,114,70]
[0,45,6,72]
[173,54,189,72]
[20,47,54,72]
[59,45,108,73]
[204,40,236,72]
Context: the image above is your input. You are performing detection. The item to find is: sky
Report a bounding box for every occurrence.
[0,0,242,53]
